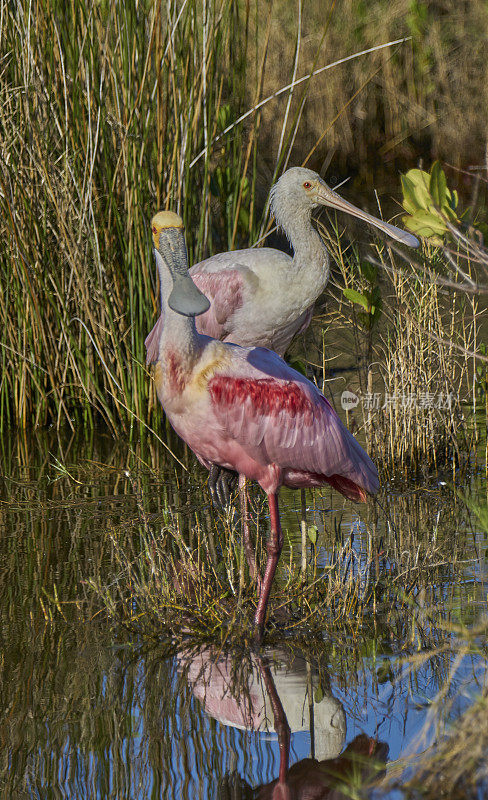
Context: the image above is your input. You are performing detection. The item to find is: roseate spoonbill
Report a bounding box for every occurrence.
[145,168,417,504]
[148,210,379,638]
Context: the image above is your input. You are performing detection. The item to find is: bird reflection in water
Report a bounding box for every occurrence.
[178,647,388,799]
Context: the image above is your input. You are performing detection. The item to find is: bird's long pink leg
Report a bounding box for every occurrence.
[254,492,283,638]
[238,475,262,593]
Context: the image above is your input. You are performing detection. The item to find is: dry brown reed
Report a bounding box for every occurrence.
[314,222,480,483]
[370,255,475,481]
[257,0,488,195]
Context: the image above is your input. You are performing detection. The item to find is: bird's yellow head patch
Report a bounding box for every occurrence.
[151,210,184,250]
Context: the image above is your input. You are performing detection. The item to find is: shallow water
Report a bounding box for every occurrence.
[0,429,486,798]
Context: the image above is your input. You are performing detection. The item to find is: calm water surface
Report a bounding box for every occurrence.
[0,429,486,798]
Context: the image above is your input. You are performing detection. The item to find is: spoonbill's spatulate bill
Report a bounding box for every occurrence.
[148,210,379,638]
[145,167,418,363]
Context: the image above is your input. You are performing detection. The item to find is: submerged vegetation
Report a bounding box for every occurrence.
[0,432,487,797]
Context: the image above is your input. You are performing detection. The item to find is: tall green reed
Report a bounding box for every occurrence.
[4,0,480,442]
[0,0,275,432]
[4,0,463,436]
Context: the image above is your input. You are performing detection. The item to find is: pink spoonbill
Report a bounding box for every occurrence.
[148,210,379,638]
[145,168,417,503]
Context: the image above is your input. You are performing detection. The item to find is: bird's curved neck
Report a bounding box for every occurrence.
[280,207,330,285]
[157,260,201,365]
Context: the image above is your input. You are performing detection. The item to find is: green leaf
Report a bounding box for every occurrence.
[403,168,431,211]
[403,210,448,238]
[342,288,371,311]
[308,525,318,545]
[315,684,324,703]
[429,161,447,209]
[401,174,420,215]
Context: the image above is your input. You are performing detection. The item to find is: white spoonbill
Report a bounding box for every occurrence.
[145,167,418,363]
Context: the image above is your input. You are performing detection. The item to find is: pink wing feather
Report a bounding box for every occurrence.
[145,268,247,364]
[207,347,379,501]
[191,270,246,340]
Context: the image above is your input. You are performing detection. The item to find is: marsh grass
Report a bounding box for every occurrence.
[3,0,487,436]
[85,458,483,652]
[400,680,488,799]
[1,0,259,431]
[1,0,357,432]
[370,252,475,481]
[81,458,488,798]
[4,425,476,651]
[379,614,488,799]
[312,219,480,482]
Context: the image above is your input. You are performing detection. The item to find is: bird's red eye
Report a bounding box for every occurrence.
[152,226,157,234]
[303,181,312,189]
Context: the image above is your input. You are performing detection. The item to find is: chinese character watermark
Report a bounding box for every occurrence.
[341,390,456,412]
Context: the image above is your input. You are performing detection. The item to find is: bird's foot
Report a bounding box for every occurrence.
[208,464,238,509]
